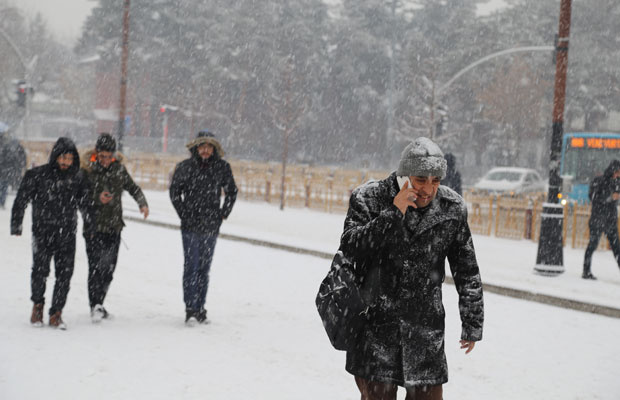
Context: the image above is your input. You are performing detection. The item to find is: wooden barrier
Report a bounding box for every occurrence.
[466,194,494,236]
[569,204,609,250]
[495,197,531,240]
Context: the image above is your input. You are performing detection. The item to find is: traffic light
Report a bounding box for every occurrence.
[16,80,26,107]
[159,104,178,114]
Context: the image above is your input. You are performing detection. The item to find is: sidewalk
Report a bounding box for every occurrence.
[127,190,620,315]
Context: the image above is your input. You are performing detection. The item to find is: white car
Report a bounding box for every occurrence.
[473,167,546,195]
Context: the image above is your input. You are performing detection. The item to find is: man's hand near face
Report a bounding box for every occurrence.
[393,180,418,215]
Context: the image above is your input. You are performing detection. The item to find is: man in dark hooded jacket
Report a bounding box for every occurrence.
[582,159,620,280]
[0,130,26,208]
[340,137,483,400]
[170,131,237,325]
[11,137,91,330]
[82,133,149,322]
[442,153,462,196]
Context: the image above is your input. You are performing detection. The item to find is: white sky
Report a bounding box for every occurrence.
[9,0,95,46]
[477,0,508,16]
[9,0,508,47]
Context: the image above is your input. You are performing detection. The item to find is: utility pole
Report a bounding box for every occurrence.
[534,0,572,276]
[162,110,169,153]
[387,0,396,160]
[429,78,436,140]
[117,0,131,152]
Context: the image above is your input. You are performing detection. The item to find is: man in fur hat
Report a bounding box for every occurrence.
[339,137,484,400]
[169,131,237,325]
[82,133,149,322]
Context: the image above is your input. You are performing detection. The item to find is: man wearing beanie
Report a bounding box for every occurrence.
[82,133,149,322]
[337,137,484,399]
[169,131,237,325]
[11,137,91,329]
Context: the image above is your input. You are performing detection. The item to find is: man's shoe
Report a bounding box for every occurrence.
[196,309,209,324]
[91,304,108,323]
[49,311,67,330]
[582,272,597,280]
[185,309,198,326]
[30,303,44,327]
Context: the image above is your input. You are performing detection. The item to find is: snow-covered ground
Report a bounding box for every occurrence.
[1,191,620,399]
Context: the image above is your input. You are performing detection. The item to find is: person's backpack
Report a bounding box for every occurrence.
[315,250,373,351]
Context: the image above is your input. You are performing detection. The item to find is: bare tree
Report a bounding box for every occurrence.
[476,57,551,165]
[265,56,308,210]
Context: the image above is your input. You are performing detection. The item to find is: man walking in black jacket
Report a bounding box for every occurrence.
[0,129,26,208]
[582,159,620,280]
[442,153,462,196]
[11,137,91,329]
[170,131,237,325]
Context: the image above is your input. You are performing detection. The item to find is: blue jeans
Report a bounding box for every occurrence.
[181,231,218,311]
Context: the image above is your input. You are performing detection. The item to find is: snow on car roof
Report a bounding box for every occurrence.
[486,167,539,173]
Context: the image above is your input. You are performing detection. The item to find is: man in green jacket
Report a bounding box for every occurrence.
[83,133,149,322]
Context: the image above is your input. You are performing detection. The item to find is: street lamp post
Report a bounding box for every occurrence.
[393,46,556,145]
[534,0,573,276]
[159,104,178,153]
[117,0,131,153]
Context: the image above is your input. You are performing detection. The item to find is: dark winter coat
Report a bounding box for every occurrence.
[588,160,620,230]
[0,136,26,187]
[82,150,148,234]
[340,172,484,387]
[442,154,462,196]
[11,137,90,237]
[169,150,237,235]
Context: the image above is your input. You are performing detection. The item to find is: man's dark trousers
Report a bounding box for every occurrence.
[86,232,121,308]
[584,223,620,271]
[31,231,76,315]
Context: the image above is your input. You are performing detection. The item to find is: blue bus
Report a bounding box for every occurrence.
[560,132,620,203]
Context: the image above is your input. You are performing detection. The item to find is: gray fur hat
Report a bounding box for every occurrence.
[396,137,447,179]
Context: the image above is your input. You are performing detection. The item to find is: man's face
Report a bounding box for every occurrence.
[613,170,620,179]
[97,151,114,168]
[197,143,214,160]
[410,175,441,208]
[56,153,74,171]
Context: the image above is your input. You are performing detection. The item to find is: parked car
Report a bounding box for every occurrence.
[473,167,546,195]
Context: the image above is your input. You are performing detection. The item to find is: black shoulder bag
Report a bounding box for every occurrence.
[315,250,377,351]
